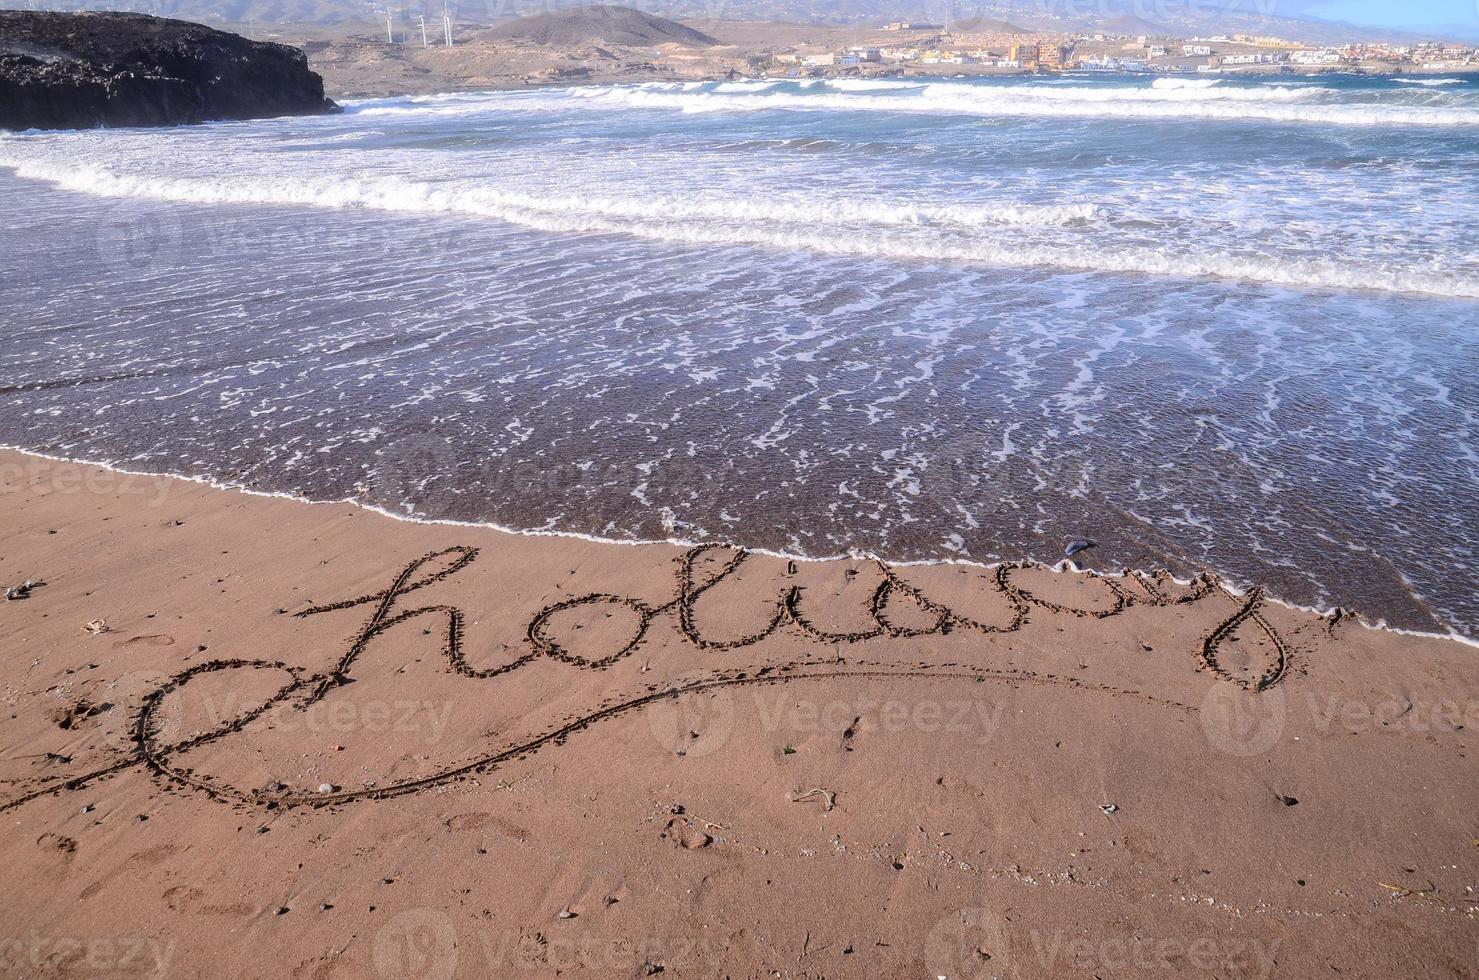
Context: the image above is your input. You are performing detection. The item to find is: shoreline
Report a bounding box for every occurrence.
[313,64,1479,102]
[4,443,1475,650]
[2,447,1476,977]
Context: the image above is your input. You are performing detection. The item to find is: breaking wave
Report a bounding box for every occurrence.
[3,157,1475,299]
[567,78,1479,127]
[0,157,1100,229]
[1150,77,1224,89]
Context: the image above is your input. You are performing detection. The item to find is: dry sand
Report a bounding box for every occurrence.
[1,449,1476,978]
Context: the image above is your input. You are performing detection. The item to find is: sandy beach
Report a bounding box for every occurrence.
[1,448,1475,977]
[5,8,1478,976]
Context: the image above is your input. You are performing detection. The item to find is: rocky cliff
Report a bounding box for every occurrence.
[0,11,337,131]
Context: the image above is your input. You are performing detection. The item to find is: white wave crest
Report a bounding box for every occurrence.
[824,78,929,91]
[570,78,1479,127]
[1151,78,1224,89]
[0,158,1098,230]
[4,157,1475,300]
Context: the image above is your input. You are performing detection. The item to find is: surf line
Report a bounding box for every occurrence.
[3,544,1288,813]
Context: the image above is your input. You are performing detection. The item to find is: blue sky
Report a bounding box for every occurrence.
[1299,0,1477,31]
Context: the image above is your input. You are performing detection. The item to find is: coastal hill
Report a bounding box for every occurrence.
[485,5,719,48]
[0,11,336,130]
[951,17,1030,35]
[283,4,747,97]
[3,0,1457,43]
[1102,14,1176,38]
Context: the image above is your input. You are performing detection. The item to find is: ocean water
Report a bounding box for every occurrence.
[1,73,1477,636]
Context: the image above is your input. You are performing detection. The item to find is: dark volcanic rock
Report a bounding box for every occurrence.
[0,11,337,131]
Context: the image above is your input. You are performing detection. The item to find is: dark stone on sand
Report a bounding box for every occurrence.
[0,11,336,131]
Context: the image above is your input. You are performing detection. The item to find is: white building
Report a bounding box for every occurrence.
[1290,49,1343,65]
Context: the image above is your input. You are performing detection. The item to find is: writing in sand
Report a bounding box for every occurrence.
[4,544,1292,814]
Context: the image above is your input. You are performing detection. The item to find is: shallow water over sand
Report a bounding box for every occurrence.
[2,75,1477,635]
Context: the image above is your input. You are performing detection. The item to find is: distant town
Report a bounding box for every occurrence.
[231,6,1479,98]
[764,23,1478,76]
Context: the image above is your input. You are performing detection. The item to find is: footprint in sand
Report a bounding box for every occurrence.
[443,811,530,841]
[37,831,77,857]
[116,633,176,648]
[162,885,205,913]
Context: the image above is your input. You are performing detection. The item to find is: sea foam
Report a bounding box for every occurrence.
[2,155,1474,299]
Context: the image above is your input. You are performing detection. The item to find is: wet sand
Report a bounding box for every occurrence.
[1,449,1476,978]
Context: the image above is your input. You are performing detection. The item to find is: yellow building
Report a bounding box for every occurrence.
[1037,43,1068,70]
